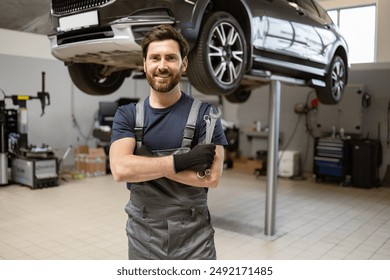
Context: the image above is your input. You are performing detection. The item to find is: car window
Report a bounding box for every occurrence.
[297,0,320,17]
[312,1,334,24]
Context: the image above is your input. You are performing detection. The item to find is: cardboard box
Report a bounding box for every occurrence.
[74,145,107,177]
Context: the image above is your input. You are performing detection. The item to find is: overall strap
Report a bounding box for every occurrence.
[134,100,144,149]
[181,99,202,148]
[134,98,202,149]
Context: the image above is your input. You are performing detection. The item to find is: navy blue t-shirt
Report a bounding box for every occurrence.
[111,93,228,151]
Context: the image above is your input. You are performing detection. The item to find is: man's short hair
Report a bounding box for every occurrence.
[141,25,189,59]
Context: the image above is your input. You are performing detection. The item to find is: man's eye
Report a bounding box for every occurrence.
[166,56,177,61]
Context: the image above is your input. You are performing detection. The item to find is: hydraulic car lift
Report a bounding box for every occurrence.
[245,71,314,238]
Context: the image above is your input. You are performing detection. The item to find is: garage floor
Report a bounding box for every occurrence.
[1,169,390,260]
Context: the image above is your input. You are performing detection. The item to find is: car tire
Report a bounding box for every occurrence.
[187,11,247,95]
[68,63,127,95]
[225,86,252,103]
[316,55,347,105]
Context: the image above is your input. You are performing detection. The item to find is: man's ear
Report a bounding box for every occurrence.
[143,58,146,72]
[182,56,188,72]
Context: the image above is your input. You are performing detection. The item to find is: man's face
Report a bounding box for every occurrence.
[144,39,188,93]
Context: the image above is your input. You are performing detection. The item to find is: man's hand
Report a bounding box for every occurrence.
[173,144,216,173]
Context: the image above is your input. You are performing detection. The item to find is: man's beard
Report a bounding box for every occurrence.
[146,68,182,93]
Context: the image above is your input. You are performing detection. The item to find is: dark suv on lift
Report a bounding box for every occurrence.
[48,0,348,104]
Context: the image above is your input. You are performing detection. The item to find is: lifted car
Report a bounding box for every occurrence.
[48,0,348,104]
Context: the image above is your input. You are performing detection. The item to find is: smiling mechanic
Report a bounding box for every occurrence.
[109,24,227,260]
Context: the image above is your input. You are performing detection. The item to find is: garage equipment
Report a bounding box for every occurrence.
[349,139,382,188]
[11,157,58,189]
[0,100,7,185]
[314,137,346,182]
[383,165,390,187]
[0,72,58,188]
[278,150,300,178]
[254,150,268,177]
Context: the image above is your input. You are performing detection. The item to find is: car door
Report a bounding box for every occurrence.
[296,0,337,65]
[250,0,272,50]
[261,0,309,60]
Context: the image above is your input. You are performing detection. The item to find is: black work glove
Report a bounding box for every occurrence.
[173,144,216,173]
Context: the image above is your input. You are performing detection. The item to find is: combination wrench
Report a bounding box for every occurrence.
[197,106,222,179]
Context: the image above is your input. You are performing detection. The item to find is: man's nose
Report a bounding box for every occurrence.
[158,59,168,69]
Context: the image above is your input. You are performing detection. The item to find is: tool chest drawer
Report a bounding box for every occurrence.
[314,137,346,182]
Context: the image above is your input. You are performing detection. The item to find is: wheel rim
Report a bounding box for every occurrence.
[331,58,345,102]
[207,22,244,86]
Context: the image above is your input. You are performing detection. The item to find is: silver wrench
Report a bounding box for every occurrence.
[204,107,222,144]
[197,106,222,178]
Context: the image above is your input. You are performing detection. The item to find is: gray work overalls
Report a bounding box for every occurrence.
[124,99,216,260]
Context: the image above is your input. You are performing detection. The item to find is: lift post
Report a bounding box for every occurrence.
[265,80,281,236]
[245,72,308,237]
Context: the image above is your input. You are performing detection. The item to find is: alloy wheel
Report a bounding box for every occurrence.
[207,22,245,86]
[330,57,346,102]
